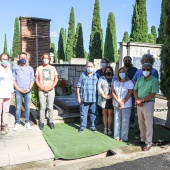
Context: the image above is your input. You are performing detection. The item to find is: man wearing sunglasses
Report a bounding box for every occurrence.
[123,56,138,128]
[134,63,159,151]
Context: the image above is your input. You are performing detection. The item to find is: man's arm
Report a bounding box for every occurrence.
[77,87,81,104]
[48,75,58,91]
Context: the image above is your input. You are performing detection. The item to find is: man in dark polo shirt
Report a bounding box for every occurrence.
[123,56,138,128]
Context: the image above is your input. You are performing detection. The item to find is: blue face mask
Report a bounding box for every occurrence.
[20,59,26,64]
[119,72,126,79]
[101,63,106,68]
[87,67,93,73]
[1,60,8,67]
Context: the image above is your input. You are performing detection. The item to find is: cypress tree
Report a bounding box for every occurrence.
[160,0,170,101]
[147,33,154,43]
[104,12,118,62]
[89,0,103,61]
[130,0,148,42]
[122,31,130,42]
[65,7,75,61]
[12,17,20,58]
[50,43,57,63]
[157,0,166,44]
[3,33,9,55]
[58,27,66,62]
[74,23,85,58]
[151,26,157,43]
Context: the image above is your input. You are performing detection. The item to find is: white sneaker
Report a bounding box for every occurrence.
[13,123,20,131]
[25,122,32,130]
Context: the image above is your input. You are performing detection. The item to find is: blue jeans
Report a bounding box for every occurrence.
[80,102,97,129]
[114,107,131,141]
[15,91,31,124]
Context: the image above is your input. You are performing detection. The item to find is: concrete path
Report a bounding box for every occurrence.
[0,101,54,168]
[0,97,169,169]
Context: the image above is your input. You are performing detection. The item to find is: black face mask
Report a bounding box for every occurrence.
[125,63,131,67]
[105,72,112,76]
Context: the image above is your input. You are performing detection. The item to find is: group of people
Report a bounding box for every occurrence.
[77,54,159,151]
[0,51,159,151]
[0,52,58,134]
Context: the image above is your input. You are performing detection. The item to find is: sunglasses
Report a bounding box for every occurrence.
[142,69,151,71]
[124,60,131,62]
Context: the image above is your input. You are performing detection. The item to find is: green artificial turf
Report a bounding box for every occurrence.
[42,122,170,160]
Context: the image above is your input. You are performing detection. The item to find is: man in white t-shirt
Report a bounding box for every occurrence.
[35,53,58,130]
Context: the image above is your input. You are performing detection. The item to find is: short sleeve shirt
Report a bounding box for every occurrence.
[113,80,134,108]
[35,65,58,89]
[134,75,159,100]
[77,72,99,102]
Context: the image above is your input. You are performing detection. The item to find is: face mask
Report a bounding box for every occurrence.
[124,63,131,67]
[105,72,112,76]
[87,67,93,73]
[143,71,150,77]
[119,72,126,79]
[101,63,106,68]
[20,59,26,64]
[43,58,49,64]
[1,60,8,67]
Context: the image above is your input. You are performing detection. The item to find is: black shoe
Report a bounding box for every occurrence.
[90,128,97,132]
[79,128,85,133]
[39,123,44,130]
[133,140,145,145]
[135,130,140,134]
[48,122,55,129]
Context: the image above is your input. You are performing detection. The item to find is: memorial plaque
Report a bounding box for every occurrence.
[54,95,80,113]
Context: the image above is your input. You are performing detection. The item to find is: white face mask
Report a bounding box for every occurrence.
[143,71,150,77]
[43,58,49,64]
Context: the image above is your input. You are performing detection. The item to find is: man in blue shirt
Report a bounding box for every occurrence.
[13,52,34,131]
[132,54,159,83]
[77,62,99,133]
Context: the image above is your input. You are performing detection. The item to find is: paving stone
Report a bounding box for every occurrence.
[0,154,10,167]
[9,148,54,166]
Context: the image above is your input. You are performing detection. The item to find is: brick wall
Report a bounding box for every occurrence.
[19,16,51,70]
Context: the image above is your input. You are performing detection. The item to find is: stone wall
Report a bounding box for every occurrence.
[19,16,51,70]
[52,64,86,93]
[119,42,161,68]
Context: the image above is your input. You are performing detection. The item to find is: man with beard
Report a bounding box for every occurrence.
[123,56,138,128]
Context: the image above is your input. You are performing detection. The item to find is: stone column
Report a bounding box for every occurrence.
[19,16,51,69]
[165,102,170,128]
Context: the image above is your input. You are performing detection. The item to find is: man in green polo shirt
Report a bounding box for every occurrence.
[134,63,159,151]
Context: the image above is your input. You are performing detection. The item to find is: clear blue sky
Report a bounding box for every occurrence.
[0,0,162,54]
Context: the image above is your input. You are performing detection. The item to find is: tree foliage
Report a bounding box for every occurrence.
[147,33,154,43]
[122,31,130,42]
[157,0,166,44]
[160,0,170,101]
[65,7,75,61]
[50,43,57,63]
[89,0,103,61]
[58,27,66,62]
[151,26,157,43]
[12,17,20,58]
[3,33,9,55]
[130,0,148,42]
[74,23,85,58]
[104,12,118,62]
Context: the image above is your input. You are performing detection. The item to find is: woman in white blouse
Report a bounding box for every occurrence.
[112,67,134,141]
[0,54,14,134]
[98,66,116,135]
